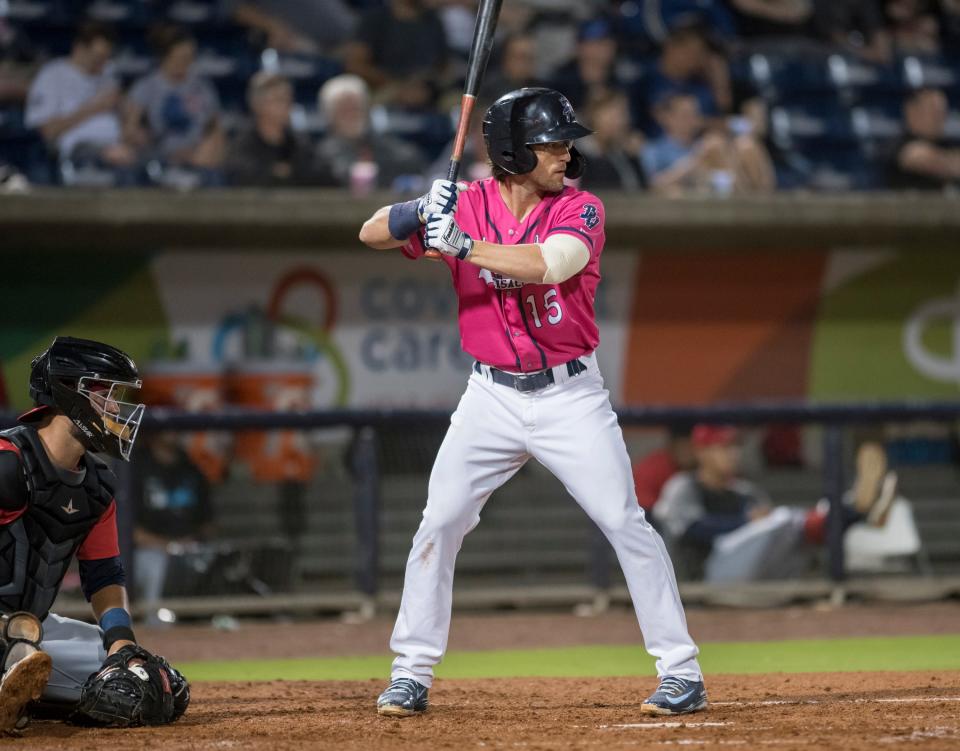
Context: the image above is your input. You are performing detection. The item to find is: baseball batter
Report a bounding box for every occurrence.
[359,88,706,717]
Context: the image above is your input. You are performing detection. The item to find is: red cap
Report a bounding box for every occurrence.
[691,424,738,448]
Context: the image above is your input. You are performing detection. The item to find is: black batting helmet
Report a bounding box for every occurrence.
[483,88,592,179]
[25,336,144,461]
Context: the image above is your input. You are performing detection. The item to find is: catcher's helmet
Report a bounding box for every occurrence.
[483,87,592,179]
[24,336,144,461]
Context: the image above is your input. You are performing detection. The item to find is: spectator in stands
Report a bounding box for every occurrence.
[811,0,892,64]
[226,71,338,187]
[884,0,941,55]
[479,33,545,105]
[578,89,647,191]
[886,87,960,190]
[941,0,960,46]
[633,425,695,514]
[548,15,624,111]
[0,14,37,105]
[654,425,898,582]
[126,25,225,187]
[631,0,738,47]
[225,0,357,55]
[316,74,425,191]
[25,22,141,181]
[132,431,215,624]
[344,0,449,109]
[728,0,815,41]
[642,92,775,195]
[634,21,733,136]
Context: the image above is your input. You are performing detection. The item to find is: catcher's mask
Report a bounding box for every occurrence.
[22,336,145,461]
[482,87,592,179]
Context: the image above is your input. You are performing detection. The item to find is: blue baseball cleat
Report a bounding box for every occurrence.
[640,676,708,716]
[377,677,429,717]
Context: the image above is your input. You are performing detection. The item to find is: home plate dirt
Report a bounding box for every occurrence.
[14,671,960,750]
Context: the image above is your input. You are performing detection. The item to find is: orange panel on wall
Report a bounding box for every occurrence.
[623,251,828,405]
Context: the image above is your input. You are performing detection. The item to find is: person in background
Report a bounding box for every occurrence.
[578,88,647,191]
[479,32,545,105]
[655,425,898,582]
[315,74,425,192]
[634,21,733,135]
[886,87,960,190]
[633,425,696,514]
[548,15,623,111]
[25,22,140,180]
[811,0,892,64]
[727,0,814,41]
[226,71,338,187]
[344,0,449,109]
[132,432,214,625]
[126,25,225,186]
[642,92,774,195]
[884,0,941,55]
[225,0,357,55]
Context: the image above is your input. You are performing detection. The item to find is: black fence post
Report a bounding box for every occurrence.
[823,425,846,582]
[589,523,611,594]
[352,426,380,598]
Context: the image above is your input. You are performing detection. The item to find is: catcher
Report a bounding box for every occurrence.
[0,336,189,733]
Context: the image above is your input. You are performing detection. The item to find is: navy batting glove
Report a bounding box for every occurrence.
[425,213,473,260]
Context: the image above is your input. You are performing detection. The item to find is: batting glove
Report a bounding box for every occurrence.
[417,179,466,222]
[425,212,474,260]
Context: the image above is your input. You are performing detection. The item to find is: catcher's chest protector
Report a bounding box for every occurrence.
[0,426,115,619]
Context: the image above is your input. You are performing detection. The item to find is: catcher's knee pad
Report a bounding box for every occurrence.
[0,612,44,672]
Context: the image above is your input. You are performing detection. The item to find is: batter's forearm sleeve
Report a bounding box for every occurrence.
[79,556,127,601]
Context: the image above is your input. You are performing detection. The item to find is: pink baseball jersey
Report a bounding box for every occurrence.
[402,177,605,372]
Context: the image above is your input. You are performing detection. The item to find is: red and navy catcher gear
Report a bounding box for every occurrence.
[482,87,592,179]
[24,337,144,461]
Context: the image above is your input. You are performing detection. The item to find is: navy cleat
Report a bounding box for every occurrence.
[640,676,708,716]
[377,677,429,717]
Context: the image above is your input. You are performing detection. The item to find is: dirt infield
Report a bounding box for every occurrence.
[15,672,960,750]
[11,602,960,749]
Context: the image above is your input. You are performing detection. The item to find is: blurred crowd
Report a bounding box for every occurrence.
[1,0,959,194]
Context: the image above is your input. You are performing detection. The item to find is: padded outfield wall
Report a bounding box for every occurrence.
[1,190,959,411]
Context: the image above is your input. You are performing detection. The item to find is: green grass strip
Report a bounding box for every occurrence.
[180,634,960,682]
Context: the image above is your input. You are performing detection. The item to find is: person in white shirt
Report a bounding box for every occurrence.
[25,22,138,172]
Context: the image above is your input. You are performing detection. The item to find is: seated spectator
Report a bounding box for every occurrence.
[885,0,941,55]
[226,0,357,55]
[126,25,225,187]
[316,74,425,191]
[886,87,960,190]
[728,0,814,41]
[479,33,546,105]
[225,71,338,187]
[343,0,449,109]
[132,432,215,624]
[25,22,141,181]
[633,21,733,135]
[578,89,647,192]
[631,0,737,47]
[548,15,624,111]
[633,425,695,513]
[0,14,37,104]
[654,426,898,582]
[811,0,892,64]
[642,92,774,195]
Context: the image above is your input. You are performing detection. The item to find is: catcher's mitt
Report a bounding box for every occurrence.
[72,644,190,727]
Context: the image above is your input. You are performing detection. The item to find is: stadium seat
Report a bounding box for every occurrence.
[747,51,833,101]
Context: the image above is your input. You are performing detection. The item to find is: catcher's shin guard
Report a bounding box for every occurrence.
[0,612,51,733]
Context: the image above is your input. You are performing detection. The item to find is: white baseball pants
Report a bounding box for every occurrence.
[389,354,702,687]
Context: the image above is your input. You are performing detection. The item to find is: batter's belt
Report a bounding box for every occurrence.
[473,357,588,393]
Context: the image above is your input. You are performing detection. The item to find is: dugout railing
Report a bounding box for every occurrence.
[4,401,960,617]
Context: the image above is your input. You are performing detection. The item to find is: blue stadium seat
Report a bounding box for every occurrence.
[769,101,855,147]
[81,0,153,27]
[747,52,833,101]
[163,0,221,27]
[3,0,63,24]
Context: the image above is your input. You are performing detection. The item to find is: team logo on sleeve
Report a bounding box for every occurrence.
[580,204,599,230]
[479,268,523,289]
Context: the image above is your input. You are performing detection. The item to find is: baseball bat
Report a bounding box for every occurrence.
[425,0,503,259]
